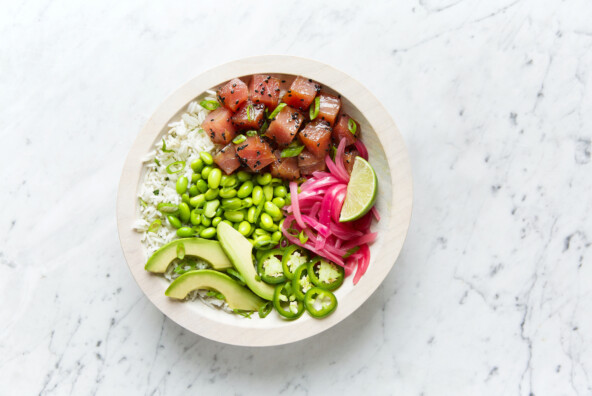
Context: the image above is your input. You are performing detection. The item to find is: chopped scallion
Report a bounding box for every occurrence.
[148,219,161,233]
[343,246,360,258]
[154,158,160,166]
[157,202,179,213]
[246,104,253,121]
[348,118,357,135]
[161,138,174,153]
[200,100,220,111]
[298,231,309,244]
[267,103,286,120]
[166,161,186,174]
[309,96,320,120]
[280,145,304,158]
[176,242,185,260]
[232,134,246,144]
[246,130,258,137]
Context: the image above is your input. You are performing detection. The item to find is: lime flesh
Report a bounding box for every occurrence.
[339,157,378,222]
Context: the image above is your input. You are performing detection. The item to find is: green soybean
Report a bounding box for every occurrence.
[201,217,212,227]
[278,218,285,231]
[271,231,282,244]
[270,177,282,185]
[264,201,281,220]
[201,166,213,179]
[256,173,272,186]
[177,227,195,237]
[224,210,245,223]
[200,227,216,239]
[222,198,242,211]
[223,175,238,188]
[219,187,237,199]
[191,174,201,183]
[200,152,214,165]
[208,168,222,189]
[193,225,205,234]
[242,197,253,208]
[237,181,254,198]
[221,220,233,227]
[178,202,190,223]
[253,234,272,249]
[237,170,251,182]
[204,200,220,218]
[247,207,257,223]
[274,186,287,198]
[204,188,219,200]
[215,206,223,217]
[181,194,190,205]
[167,215,182,229]
[176,176,188,194]
[252,186,263,205]
[196,179,208,193]
[259,213,274,230]
[190,210,202,226]
[238,221,251,236]
[191,158,204,173]
[190,194,205,208]
[272,197,286,208]
[263,185,274,202]
[212,216,222,227]
[189,185,199,196]
[254,228,270,237]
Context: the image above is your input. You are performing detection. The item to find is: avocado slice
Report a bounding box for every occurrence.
[145,238,232,273]
[165,269,265,311]
[217,222,275,301]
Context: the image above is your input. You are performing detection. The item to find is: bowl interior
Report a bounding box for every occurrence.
[117,56,412,346]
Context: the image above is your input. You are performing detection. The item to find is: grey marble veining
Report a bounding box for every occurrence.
[1,0,591,395]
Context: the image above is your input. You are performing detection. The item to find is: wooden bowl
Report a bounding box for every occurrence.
[116,55,413,346]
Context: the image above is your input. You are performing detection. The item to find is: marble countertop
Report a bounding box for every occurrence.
[2,0,591,395]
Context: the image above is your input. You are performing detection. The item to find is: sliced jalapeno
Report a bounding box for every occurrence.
[273,281,304,320]
[307,258,344,291]
[282,245,309,280]
[258,301,273,319]
[292,263,313,301]
[256,249,286,284]
[304,287,337,318]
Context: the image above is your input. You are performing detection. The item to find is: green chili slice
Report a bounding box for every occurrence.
[256,249,286,284]
[166,161,186,174]
[348,118,357,135]
[267,103,286,120]
[309,96,320,120]
[258,301,273,318]
[273,281,305,320]
[304,287,337,318]
[307,258,344,291]
[282,245,309,280]
[291,263,312,301]
[280,145,305,158]
[200,100,220,111]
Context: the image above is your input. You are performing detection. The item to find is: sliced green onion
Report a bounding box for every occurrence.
[348,118,357,135]
[174,265,186,274]
[330,145,337,160]
[232,134,246,144]
[246,104,253,121]
[176,242,185,260]
[161,138,174,153]
[148,219,161,233]
[154,158,160,166]
[286,227,299,237]
[233,309,253,318]
[206,291,216,297]
[260,119,269,135]
[298,230,309,244]
[226,268,246,286]
[200,100,220,111]
[281,145,304,158]
[153,190,160,196]
[343,246,360,259]
[166,161,186,174]
[309,96,320,120]
[139,198,148,207]
[267,103,286,120]
[157,202,179,213]
[216,293,225,300]
[246,130,258,137]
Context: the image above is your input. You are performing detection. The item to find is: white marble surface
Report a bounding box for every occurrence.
[1,0,591,394]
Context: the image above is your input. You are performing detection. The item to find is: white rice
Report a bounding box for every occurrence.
[133,92,233,314]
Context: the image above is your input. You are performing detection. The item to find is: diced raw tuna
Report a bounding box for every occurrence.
[217,78,248,112]
[332,113,359,146]
[270,151,300,180]
[232,100,265,130]
[235,136,276,172]
[298,119,332,157]
[343,147,360,175]
[317,92,341,126]
[202,107,237,145]
[249,75,281,109]
[214,144,241,175]
[298,149,327,175]
[282,76,321,111]
[265,105,304,146]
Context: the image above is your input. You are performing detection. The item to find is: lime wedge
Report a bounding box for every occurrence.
[339,157,378,222]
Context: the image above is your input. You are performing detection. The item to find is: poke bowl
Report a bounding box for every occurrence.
[116,55,413,346]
